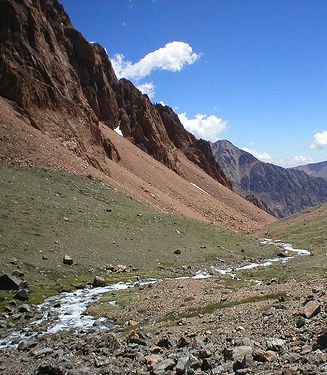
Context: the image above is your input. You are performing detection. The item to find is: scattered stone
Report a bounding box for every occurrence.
[296,315,306,328]
[114,264,126,273]
[224,346,253,361]
[149,346,162,354]
[157,337,172,349]
[17,340,37,351]
[278,251,292,257]
[263,307,275,316]
[18,304,31,313]
[151,358,175,373]
[266,338,285,352]
[174,249,181,255]
[63,255,73,265]
[177,336,190,348]
[32,348,54,357]
[253,350,278,362]
[106,264,115,272]
[176,355,190,373]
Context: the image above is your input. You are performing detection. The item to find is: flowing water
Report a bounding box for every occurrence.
[0,239,310,349]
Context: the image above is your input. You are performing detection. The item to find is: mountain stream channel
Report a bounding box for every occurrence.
[0,239,310,349]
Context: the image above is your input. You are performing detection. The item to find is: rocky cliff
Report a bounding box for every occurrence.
[0,0,120,168]
[0,0,231,188]
[156,104,232,188]
[211,140,327,217]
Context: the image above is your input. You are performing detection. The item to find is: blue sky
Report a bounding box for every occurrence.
[61,0,327,167]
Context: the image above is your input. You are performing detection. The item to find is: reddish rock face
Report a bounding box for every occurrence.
[0,0,231,189]
[113,79,180,174]
[0,0,120,162]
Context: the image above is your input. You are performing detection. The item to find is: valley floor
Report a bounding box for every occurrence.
[0,278,326,374]
[0,166,326,374]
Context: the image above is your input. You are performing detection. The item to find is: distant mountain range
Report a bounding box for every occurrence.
[211,140,327,218]
[291,160,327,180]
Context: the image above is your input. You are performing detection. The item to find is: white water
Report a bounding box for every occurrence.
[0,239,310,349]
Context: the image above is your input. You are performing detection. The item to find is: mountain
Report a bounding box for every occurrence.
[291,160,327,180]
[0,0,273,230]
[211,140,327,218]
[0,0,230,188]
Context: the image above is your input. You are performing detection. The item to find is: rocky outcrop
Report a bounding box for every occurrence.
[156,104,232,188]
[0,0,232,189]
[211,140,327,217]
[0,0,120,164]
[113,80,180,174]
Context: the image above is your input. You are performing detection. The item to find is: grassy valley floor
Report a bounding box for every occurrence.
[0,165,326,374]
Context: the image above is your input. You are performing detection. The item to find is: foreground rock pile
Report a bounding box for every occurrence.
[0,279,325,374]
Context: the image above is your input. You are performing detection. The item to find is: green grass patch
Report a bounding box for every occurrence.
[162,291,287,321]
[0,165,279,308]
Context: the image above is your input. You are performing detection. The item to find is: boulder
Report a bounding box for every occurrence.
[253,350,278,362]
[92,276,107,287]
[114,264,126,273]
[317,331,327,349]
[63,255,73,265]
[0,273,26,290]
[224,346,253,361]
[300,300,321,318]
[176,355,190,374]
[266,338,285,352]
[14,289,29,301]
[37,364,65,375]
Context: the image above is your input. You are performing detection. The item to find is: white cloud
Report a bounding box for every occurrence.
[111,41,199,81]
[136,82,155,99]
[275,155,314,168]
[178,113,228,142]
[241,147,273,162]
[310,130,327,149]
[158,100,166,106]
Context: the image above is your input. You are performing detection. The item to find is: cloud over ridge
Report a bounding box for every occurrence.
[178,113,228,142]
[111,41,199,81]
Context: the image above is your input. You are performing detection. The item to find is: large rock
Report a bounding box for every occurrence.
[62,255,73,265]
[14,288,29,301]
[266,338,285,352]
[317,331,327,349]
[224,346,253,361]
[0,274,26,290]
[300,300,321,318]
[92,276,107,287]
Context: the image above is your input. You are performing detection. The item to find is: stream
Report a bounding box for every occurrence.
[0,238,310,349]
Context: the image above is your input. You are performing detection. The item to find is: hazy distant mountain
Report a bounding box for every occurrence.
[211,140,327,218]
[291,160,327,180]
